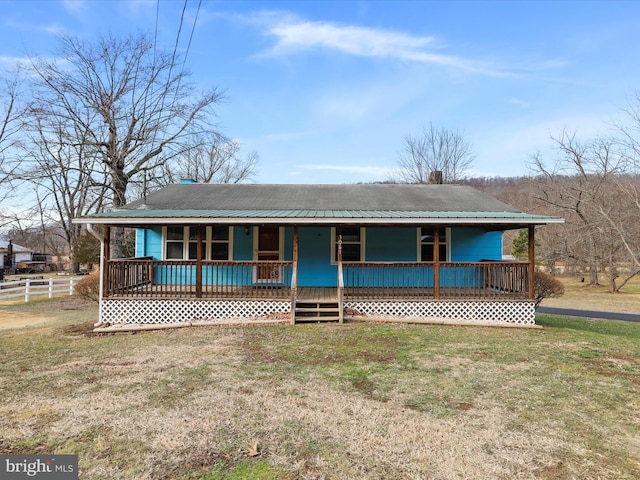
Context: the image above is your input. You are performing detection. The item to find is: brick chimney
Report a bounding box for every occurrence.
[429,170,443,184]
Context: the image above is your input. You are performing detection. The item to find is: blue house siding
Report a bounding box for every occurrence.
[134,226,504,288]
[450,228,502,262]
[445,228,503,288]
[135,227,163,259]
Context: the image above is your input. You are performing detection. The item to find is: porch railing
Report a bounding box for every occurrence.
[105,259,293,299]
[342,261,531,301]
[105,259,530,301]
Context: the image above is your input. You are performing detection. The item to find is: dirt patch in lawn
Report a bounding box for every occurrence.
[0,296,97,332]
[0,311,53,331]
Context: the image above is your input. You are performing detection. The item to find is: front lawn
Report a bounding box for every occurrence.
[0,299,638,479]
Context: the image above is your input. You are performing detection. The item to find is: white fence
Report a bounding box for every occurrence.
[0,277,83,302]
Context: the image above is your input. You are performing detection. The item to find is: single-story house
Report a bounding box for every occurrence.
[75,182,563,330]
[0,239,35,272]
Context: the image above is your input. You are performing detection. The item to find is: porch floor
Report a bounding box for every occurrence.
[297,287,338,303]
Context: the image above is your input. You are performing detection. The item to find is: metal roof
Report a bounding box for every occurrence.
[75,183,564,226]
[124,183,522,212]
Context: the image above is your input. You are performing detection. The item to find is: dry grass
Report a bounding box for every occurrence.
[541,273,640,313]
[0,297,639,479]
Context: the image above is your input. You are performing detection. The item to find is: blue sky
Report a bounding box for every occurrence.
[2,0,639,184]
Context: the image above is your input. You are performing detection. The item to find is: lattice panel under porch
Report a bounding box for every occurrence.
[344,301,536,325]
[100,299,290,326]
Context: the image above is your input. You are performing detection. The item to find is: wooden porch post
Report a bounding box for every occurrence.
[102,225,110,298]
[433,227,440,300]
[528,226,535,300]
[291,226,299,325]
[196,225,203,298]
[337,227,344,324]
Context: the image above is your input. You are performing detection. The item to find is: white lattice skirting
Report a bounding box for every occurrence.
[344,300,536,325]
[99,299,535,328]
[100,299,290,326]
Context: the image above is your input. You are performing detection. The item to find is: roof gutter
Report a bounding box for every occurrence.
[86,223,104,241]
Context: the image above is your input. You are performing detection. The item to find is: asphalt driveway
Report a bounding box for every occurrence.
[537,306,640,323]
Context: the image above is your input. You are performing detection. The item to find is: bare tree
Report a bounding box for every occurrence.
[531,131,640,291]
[143,133,258,191]
[393,123,475,184]
[616,92,640,170]
[19,109,110,272]
[27,33,224,258]
[0,69,24,203]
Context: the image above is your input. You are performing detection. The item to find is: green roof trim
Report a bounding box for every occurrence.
[75,209,562,227]
[85,209,554,220]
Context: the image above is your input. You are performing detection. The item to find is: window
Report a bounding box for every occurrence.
[211,226,230,260]
[187,227,201,260]
[163,226,232,260]
[419,227,448,262]
[165,227,185,260]
[333,227,364,262]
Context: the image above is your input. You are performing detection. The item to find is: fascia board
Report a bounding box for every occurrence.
[73,216,564,226]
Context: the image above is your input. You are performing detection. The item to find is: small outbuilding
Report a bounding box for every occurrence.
[0,239,36,275]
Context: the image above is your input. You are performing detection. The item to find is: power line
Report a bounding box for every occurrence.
[183,0,202,65]
[148,0,187,151]
[153,0,160,59]
[170,0,188,74]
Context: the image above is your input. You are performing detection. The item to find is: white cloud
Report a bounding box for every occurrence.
[267,20,485,72]
[270,21,435,57]
[228,12,510,76]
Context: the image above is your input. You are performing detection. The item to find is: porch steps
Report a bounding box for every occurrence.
[294,301,341,323]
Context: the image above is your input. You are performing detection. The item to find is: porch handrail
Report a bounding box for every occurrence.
[342,261,531,301]
[104,259,294,299]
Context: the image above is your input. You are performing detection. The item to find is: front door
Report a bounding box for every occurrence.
[254,226,282,283]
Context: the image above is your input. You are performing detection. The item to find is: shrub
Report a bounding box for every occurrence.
[534,271,564,308]
[74,271,100,302]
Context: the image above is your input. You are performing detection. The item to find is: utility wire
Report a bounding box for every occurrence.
[184,0,202,65]
[176,0,202,93]
[147,0,188,157]
[153,0,160,60]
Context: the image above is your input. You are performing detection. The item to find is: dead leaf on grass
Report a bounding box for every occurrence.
[247,441,259,457]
